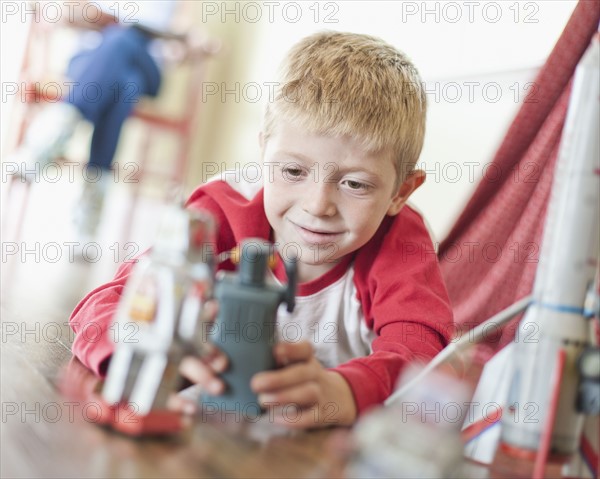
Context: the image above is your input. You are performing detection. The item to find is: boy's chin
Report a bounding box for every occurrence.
[295,243,341,263]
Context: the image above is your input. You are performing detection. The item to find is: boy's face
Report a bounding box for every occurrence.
[262,120,423,282]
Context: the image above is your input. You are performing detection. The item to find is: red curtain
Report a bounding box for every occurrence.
[438,0,600,353]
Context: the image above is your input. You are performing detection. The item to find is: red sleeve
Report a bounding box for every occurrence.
[186,183,236,255]
[69,193,229,376]
[186,180,271,244]
[69,260,134,376]
[333,207,455,413]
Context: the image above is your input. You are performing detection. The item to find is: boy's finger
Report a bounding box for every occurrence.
[166,393,198,415]
[179,356,225,395]
[274,341,314,366]
[195,341,229,373]
[258,381,320,408]
[204,350,228,373]
[268,404,327,429]
[251,361,317,392]
[201,299,219,322]
[207,299,219,318]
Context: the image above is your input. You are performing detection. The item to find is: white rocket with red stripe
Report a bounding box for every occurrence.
[500,34,600,456]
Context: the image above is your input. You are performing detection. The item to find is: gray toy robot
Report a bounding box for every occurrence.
[202,239,297,419]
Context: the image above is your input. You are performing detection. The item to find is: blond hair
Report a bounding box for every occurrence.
[263,31,427,181]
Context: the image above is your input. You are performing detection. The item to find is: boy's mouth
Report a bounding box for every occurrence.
[291,221,343,245]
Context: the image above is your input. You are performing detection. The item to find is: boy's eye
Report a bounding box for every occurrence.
[285,168,303,177]
[342,179,370,191]
[281,164,306,182]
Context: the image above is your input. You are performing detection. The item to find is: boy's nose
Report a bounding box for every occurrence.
[302,182,337,217]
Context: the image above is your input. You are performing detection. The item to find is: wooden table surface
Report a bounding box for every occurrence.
[2,268,561,479]
[0,263,344,479]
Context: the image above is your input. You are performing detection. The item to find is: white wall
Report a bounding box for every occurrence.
[0,8,30,156]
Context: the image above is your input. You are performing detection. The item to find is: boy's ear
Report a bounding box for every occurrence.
[386,169,426,216]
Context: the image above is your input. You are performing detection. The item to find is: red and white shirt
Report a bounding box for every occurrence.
[70,178,454,414]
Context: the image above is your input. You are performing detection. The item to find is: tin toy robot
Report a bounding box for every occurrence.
[98,204,216,435]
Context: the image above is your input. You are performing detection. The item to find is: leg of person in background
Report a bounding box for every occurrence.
[8,102,82,183]
[73,79,137,240]
[69,26,161,240]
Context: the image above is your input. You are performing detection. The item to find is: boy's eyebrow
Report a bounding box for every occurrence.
[271,150,314,164]
[339,167,381,181]
[272,150,384,181]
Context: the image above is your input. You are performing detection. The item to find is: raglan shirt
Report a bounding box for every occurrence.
[70,179,454,414]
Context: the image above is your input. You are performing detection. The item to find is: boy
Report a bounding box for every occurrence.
[70,31,454,428]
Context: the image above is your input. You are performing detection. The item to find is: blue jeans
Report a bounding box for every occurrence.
[66,26,161,171]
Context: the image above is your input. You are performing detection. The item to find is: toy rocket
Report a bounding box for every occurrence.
[500,34,600,457]
[98,204,216,435]
[381,34,599,474]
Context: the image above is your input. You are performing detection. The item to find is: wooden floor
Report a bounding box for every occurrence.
[0,173,568,478]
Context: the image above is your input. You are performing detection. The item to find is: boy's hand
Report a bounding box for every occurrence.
[251,341,357,429]
[169,348,228,417]
[178,350,228,392]
[176,300,229,400]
